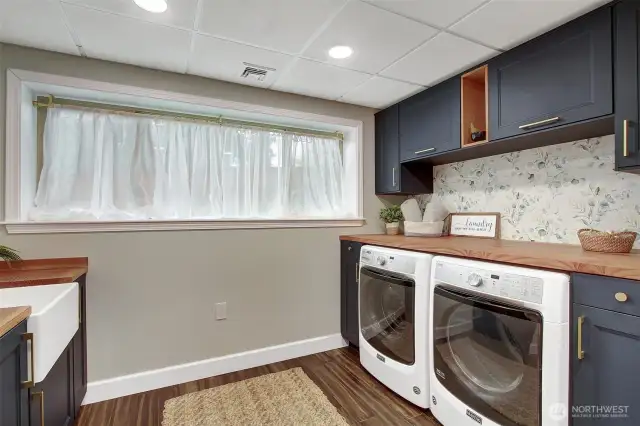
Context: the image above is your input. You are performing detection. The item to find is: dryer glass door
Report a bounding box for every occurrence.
[359,267,415,365]
[433,285,542,426]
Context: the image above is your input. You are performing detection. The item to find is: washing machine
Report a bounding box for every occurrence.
[429,256,570,426]
[359,245,433,408]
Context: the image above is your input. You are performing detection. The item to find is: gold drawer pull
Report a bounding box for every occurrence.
[615,292,628,302]
[577,316,585,360]
[519,116,560,129]
[21,332,35,389]
[415,147,436,155]
[32,390,44,426]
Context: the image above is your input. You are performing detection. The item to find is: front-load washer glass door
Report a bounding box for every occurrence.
[360,267,415,365]
[433,285,542,426]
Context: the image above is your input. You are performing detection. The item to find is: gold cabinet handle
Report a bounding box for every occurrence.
[519,116,560,129]
[577,316,585,360]
[32,390,44,426]
[415,147,436,155]
[21,333,35,389]
[355,263,359,283]
[392,167,396,187]
[615,292,628,302]
[623,119,629,157]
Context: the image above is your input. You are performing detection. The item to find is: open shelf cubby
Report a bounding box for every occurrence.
[461,65,488,148]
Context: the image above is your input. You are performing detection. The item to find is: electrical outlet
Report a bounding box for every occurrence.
[215,302,227,320]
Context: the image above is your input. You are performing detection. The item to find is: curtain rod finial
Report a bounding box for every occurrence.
[33,94,55,108]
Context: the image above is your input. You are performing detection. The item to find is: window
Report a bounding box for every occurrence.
[5,70,363,233]
[33,107,344,221]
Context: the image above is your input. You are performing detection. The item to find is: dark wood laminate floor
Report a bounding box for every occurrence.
[77,347,440,426]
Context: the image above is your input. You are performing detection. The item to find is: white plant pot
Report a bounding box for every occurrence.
[385,222,400,235]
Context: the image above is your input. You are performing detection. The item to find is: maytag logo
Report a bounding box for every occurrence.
[376,354,386,363]
[466,409,482,424]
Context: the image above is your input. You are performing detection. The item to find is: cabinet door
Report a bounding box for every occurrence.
[615,1,640,170]
[0,321,29,426]
[399,78,461,162]
[572,304,640,425]
[72,331,85,416]
[489,7,612,141]
[73,274,88,415]
[341,241,362,347]
[375,105,400,194]
[31,343,74,426]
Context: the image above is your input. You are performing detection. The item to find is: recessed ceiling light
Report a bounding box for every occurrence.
[329,46,353,59]
[134,0,167,13]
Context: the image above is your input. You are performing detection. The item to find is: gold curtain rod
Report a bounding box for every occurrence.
[32,95,344,141]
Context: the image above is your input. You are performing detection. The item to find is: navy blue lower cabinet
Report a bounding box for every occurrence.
[341,241,362,347]
[30,341,75,426]
[572,303,640,425]
[0,320,29,426]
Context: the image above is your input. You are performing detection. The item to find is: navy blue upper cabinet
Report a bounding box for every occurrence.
[399,78,461,162]
[489,7,613,141]
[375,105,434,194]
[615,1,640,172]
[375,105,400,193]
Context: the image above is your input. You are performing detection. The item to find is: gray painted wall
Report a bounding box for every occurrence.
[0,43,383,381]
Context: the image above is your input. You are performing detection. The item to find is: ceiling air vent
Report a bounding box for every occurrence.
[241,62,276,82]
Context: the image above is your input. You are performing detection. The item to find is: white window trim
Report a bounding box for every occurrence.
[4,69,365,234]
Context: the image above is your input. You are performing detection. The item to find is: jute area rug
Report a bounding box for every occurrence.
[162,367,350,426]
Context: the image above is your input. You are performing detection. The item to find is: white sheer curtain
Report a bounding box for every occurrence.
[30,108,345,221]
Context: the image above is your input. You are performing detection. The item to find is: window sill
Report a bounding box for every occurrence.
[4,218,366,234]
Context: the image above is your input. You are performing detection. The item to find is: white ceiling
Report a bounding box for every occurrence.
[0,0,611,109]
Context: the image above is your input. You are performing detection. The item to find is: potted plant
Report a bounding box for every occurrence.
[380,205,404,235]
[0,245,21,263]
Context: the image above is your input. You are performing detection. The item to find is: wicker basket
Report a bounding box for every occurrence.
[577,229,637,253]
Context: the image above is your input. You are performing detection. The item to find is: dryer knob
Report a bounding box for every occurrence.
[377,256,387,266]
[468,273,483,287]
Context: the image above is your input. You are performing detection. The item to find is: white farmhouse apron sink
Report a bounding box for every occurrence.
[0,283,79,383]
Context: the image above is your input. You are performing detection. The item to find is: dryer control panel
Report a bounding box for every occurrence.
[434,261,544,304]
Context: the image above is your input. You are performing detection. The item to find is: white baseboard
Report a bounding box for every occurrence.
[83,334,348,405]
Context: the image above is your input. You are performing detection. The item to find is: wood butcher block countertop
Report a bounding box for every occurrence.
[0,257,88,288]
[0,306,31,337]
[341,235,640,281]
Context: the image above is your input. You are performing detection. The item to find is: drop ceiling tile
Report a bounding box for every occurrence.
[63,4,191,73]
[198,0,347,54]
[61,0,199,29]
[189,35,294,87]
[271,58,371,100]
[381,32,497,86]
[450,0,611,50]
[365,0,488,28]
[340,77,424,108]
[0,0,78,55]
[303,1,437,74]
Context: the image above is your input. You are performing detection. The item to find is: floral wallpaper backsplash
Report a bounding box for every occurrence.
[413,135,640,248]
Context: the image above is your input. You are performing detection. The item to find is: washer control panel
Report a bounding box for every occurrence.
[360,248,416,275]
[434,261,544,304]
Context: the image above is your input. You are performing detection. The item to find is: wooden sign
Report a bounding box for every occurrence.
[448,213,500,239]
